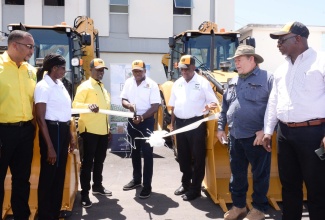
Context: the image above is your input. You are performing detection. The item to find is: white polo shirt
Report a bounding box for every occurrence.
[34,74,71,122]
[120,76,161,115]
[169,73,218,119]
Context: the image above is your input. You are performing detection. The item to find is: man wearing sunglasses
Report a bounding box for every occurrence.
[263,22,325,220]
[0,30,37,219]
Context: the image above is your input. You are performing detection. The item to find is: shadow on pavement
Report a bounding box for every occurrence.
[134,191,179,219]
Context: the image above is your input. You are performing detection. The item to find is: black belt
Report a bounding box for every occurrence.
[46,120,71,126]
[175,115,204,123]
[0,120,32,127]
[280,118,325,128]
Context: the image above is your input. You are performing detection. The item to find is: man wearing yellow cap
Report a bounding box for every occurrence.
[120,60,160,199]
[169,55,218,201]
[263,21,325,220]
[73,58,111,208]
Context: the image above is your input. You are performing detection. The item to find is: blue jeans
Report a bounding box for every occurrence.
[127,116,155,189]
[229,135,271,212]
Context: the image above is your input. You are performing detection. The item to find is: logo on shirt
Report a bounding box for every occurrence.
[194,84,200,90]
[144,83,151,88]
[27,70,33,79]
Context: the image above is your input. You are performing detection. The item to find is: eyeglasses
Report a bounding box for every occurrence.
[278,35,297,45]
[15,42,36,49]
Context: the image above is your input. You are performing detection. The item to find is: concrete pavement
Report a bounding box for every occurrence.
[68,146,309,219]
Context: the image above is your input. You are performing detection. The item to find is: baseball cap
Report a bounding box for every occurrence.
[270,21,309,39]
[178,55,195,69]
[90,58,108,70]
[227,45,264,64]
[132,60,146,70]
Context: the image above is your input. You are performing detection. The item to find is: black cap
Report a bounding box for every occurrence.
[270,21,309,39]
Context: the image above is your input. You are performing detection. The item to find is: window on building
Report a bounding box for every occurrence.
[5,0,24,5]
[173,0,192,15]
[110,0,128,13]
[44,0,65,6]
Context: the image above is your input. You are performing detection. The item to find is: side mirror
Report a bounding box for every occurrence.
[246,37,256,48]
[81,33,91,46]
[169,37,176,49]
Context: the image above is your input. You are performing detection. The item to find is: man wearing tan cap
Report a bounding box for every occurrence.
[73,58,111,208]
[120,60,160,199]
[263,21,325,220]
[217,45,273,220]
[169,55,218,201]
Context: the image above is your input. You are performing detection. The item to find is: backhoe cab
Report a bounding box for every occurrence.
[7,16,99,99]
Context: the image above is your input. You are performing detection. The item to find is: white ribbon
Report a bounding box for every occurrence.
[71,108,134,118]
[138,113,220,147]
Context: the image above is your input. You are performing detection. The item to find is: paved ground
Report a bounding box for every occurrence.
[4,145,309,220]
[66,146,310,220]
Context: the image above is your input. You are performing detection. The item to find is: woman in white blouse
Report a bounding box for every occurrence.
[34,53,75,220]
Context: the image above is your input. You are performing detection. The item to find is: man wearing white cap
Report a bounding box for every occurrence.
[263,21,325,220]
[73,58,111,208]
[218,45,273,220]
[169,55,218,201]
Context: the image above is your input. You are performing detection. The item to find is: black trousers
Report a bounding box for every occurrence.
[0,123,35,220]
[277,122,325,220]
[175,116,206,193]
[37,122,70,220]
[127,117,155,189]
[80,132,108,196]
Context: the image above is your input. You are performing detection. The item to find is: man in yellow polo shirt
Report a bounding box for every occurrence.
[0,30,37,219]
[72,58,111,208]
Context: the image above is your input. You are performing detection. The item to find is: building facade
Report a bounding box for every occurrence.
[0,0,235,85]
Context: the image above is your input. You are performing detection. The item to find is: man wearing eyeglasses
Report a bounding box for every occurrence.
[0,30,37,219]
[72,58,111,208]
[263,22,325,220]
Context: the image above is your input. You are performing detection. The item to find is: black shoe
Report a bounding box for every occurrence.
[123,180,141,191]
[59,210,72,218]
[182,191,201,201]
[139,188,151,199]
[174,185,188,196]
[81,195,92,208]
[92,186,112,196]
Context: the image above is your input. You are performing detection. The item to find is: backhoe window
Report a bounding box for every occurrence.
[27,29,70,69]
[186,34,237,71]
[170,33,238,79]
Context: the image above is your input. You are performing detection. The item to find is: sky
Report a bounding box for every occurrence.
[235,0,325,30]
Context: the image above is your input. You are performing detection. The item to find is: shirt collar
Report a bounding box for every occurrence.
[44,74,63,87]
[285,47,313,62]
[89,77,102,86]
[180,72,199,84]
[132,76,147,85]
[2,51,29,67]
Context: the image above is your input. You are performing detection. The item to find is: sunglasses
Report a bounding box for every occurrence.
[277,35,297,45]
